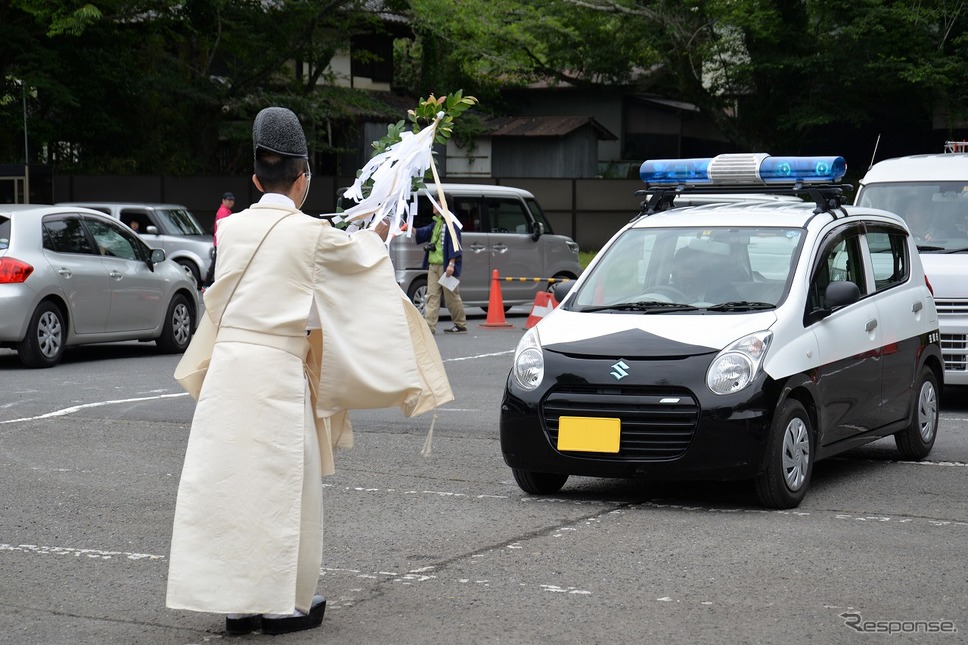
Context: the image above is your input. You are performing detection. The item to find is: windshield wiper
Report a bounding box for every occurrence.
[579,300,699,313]
[705,301,776,311]
[916,244,946,252]
[943,246,968,254]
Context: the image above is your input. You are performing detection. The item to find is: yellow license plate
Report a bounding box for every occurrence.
[557,416,621,453]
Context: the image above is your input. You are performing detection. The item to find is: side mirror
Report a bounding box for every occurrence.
[146,225,159,235]
[806,280,860,325]
[825,280,860,310]
[553,279,574,302]
[147,248,166,272]
[531,221,544,242]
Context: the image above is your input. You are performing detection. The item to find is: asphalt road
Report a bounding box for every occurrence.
[1,307,966,644]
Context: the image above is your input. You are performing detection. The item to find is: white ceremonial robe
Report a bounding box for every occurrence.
[166,203,453,615]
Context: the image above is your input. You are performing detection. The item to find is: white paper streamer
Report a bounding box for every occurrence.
[337,111,459,249]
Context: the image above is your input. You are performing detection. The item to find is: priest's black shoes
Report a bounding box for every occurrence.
[260,595,326,635]
[225,613,262,635]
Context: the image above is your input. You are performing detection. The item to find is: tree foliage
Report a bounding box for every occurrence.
[405,0,968,154]
[2,0,967,175]
[0,0,398,173]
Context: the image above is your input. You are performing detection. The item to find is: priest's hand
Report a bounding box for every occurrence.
[374,217,390,241]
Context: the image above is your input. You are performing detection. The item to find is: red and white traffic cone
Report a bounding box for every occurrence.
[524,290,558,329]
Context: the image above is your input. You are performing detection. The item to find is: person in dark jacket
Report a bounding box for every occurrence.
[413,199,466,333]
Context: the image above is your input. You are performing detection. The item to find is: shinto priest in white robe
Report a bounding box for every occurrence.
[166,194,453,615]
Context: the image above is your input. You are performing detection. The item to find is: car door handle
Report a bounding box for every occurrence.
[109,270,123,280]
[57,268,72,278]
[865,319,877,332]
[491,243,508,253]
[470,243,488,253]
[912,301,923,313]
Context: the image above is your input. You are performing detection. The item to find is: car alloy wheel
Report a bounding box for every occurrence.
[895,366,940,460]
[755,399,813,509]
[915,378,938,443]
[17,301,66,368]
[781,417,810,491]
[171,301,192,347]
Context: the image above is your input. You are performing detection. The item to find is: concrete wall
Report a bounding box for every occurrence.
[51,174,645,252]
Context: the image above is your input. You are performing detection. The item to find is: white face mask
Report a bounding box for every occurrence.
[297,167,311,209]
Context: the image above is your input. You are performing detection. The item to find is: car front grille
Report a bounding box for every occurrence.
[932,300,967,374]
[934,299,968,316]
[941,333,968,374]
[541,385,699,460]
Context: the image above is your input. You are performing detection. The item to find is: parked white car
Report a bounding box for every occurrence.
[501,153,943,508]
[855,148,968,385]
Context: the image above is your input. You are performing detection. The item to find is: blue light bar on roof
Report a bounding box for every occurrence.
[640,153,847,186]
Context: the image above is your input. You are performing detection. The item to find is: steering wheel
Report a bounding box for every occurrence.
[640,285,689,302]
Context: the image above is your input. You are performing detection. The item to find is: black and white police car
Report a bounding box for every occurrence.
[500,153,944,508]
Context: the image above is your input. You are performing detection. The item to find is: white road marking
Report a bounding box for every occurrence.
[443,350,514,362]
[0,543,164,560]
[0,351,508,424]
[6,480,968,610]
[0,393,189,425]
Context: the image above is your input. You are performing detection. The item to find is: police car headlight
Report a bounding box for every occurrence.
[706,331,773,395]
[512,327,544,390]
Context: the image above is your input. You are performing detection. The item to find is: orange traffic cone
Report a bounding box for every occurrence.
[480,269,515,328]
[525,290,558,329]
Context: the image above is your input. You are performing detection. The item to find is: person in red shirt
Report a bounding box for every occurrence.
[214,192,235,244]
[206,192,235,285]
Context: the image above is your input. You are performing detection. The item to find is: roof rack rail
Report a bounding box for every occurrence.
[633,184,853,217]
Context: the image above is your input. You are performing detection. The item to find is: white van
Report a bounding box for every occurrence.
[339,183,582,312]
[855,150,968,385]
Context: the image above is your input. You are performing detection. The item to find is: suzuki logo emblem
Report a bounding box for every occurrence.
[610,360,630,381]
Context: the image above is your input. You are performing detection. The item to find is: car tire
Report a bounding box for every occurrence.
[16,301,66,368]
[894,366,939,460]
[754,399,813,509]
[156,294,195,354]
[175,259,201,288]
[407,277,428,316]
[511,468,568,495]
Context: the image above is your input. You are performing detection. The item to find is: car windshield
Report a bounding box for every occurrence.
[568,226,804,311]
[155,208,205,235]
[857,182,968,252]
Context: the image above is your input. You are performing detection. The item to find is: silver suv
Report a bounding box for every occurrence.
[58,202,214,286]
[341,183,582,312]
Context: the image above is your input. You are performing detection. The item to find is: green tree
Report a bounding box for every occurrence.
[404,0,968,156]
[0,0,407,174]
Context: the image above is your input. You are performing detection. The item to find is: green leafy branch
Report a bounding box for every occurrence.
[338,91,479,218]
[369,90,478,157]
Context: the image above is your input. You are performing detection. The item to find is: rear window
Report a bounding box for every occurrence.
[0,216,9,249]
